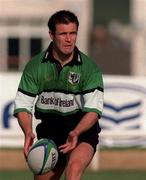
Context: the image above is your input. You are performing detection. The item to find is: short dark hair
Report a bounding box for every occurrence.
[48,10,79,34]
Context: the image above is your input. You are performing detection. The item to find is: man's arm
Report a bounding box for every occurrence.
[59,112,99,154]
[17,112,35,158]
[72,112,99,136]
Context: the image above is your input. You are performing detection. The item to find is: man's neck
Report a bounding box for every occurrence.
[52,48,74,66]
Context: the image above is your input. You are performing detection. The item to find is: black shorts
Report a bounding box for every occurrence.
[35,112,101,167]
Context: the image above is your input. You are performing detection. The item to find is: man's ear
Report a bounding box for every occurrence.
[49,31,54,40]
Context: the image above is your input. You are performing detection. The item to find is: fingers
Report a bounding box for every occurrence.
[59,139,77,154]
[59,131,78,154]
[24,147,29,160]
[59,143,71,154]
[24,132,35,159]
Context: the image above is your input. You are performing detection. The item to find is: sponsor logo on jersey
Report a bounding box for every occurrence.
[41,96,74,107]
[68,71,80,84]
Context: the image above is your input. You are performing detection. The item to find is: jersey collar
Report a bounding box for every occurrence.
[42,42,82,65]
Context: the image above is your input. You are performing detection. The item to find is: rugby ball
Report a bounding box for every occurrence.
[27,138,58,175]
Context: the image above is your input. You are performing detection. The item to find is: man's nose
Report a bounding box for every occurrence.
[66,34,71,41]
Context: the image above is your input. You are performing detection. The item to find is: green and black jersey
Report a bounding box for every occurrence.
[14,43,104,119]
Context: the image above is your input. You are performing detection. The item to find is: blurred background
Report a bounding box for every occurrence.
[0,0,146,179]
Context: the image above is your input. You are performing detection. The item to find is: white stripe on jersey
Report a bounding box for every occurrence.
[35,90,103,114]
[84,89,103,112]
[14,91,36,113]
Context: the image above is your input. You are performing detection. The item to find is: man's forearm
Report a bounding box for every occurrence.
[73,112,99,136]
[17,112,33,136]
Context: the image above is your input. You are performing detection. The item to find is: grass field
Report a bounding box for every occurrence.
[0,170,146,180]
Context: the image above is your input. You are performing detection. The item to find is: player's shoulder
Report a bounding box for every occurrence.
[23,51,45,72]
[79,51,102,72]
[26,51,45,66]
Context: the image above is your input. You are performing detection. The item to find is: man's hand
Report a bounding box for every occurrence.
[24,132,35,159]
[59,130,78,154]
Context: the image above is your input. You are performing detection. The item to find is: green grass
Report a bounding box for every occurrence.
[83,170,146,180]
[0,170,146,180]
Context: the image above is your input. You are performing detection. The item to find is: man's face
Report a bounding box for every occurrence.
[50,23,78,56]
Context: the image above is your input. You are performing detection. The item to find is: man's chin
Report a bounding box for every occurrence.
[63,51,73,56]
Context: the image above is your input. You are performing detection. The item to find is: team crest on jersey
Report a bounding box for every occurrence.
[68,72,80,84]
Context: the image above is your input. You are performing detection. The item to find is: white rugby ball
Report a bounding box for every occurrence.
[27,138,58,175]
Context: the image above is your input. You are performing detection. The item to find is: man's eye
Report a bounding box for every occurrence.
[60,33,66,35]
[71,32,77,35]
